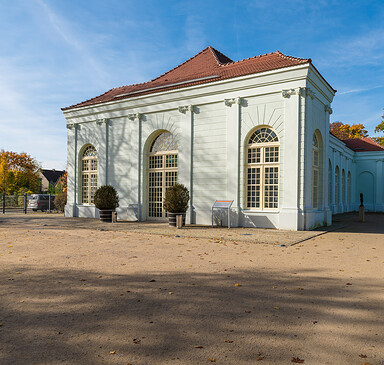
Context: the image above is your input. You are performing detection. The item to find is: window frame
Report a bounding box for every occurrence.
[245,127,280,211]
[147,132,178,219]
[80,145,97,205]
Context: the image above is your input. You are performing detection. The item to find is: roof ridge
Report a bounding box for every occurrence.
[150,46,215,83]
[219,50,282,66]
[275,50,311,63]
[208,46,233,64]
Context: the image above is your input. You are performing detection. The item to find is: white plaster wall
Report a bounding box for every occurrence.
[193,103,227,225]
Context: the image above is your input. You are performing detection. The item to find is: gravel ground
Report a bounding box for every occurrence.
[0,213,383,364]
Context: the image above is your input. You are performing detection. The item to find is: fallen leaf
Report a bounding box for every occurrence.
[133,338,141,344]
[109,351,116,354]
[235,283,240,287]
[291,357,304,363]
[209,358,216,362]
[256,356,264,361]
[359,354,367,358]
[224,340,233,343]
[346,283,352,286]
[194,345,203,348]
[274,307,279,310]
[168,292,173,295]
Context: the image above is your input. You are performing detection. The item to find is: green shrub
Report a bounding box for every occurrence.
[163,183,189,213]
[94,185,119,210]
[54,190,67,212]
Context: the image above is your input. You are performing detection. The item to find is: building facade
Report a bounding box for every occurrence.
[62,47,384,230]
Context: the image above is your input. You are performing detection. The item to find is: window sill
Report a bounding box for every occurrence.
[242,209,280,214]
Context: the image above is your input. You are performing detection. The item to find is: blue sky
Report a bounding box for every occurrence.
[1,0,384,169]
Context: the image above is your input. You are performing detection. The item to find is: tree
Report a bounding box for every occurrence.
[329,122,369,140]
[54,172,67,212]
[372,111,384,146]
[0,150,41,194]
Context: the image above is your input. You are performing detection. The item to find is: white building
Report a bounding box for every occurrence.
[62,46,384,230]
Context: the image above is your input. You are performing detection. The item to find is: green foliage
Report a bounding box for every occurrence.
[54,190,67,212]
[0,150,41,194]
[93,185,119,210]
[373,116,384,146]
[163,183,190,213]
[329,122,368,139]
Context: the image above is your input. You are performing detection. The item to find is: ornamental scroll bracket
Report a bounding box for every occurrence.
[128,113,142,120]
[324,105,333,114]
[66,123,79,130]
[178,105,194,113]
[96,118,109,126]
[224,97,242,106]
[281,89,297,98]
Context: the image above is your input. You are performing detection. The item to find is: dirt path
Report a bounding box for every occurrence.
[0,214,383,364]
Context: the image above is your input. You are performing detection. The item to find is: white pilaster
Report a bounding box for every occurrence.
[224,97,242,227]
[128,113,143,220]
[279,88,301,230]
[375,159,383,211]
[178,105,194,223]
[96,118,110,185]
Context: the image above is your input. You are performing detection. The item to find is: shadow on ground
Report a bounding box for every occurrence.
[1,266,382,364]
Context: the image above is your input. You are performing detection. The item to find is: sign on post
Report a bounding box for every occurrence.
[212,200,234,228]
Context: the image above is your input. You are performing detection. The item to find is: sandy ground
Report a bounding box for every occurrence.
[0,213,383,365]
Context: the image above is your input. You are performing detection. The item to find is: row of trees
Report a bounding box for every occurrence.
[0,150,41,194]
[330,111,384,146]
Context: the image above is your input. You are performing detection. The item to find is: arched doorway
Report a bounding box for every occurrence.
[147,131,178,219]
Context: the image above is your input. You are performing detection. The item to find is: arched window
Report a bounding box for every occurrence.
[312,134,320,209]
[347,171,351,206]
[148,131,178,218]
[335,166,340,205]
[245,127,279,209]
[342,169,346,204]
[328,160,332,206]
[81,145,97,204]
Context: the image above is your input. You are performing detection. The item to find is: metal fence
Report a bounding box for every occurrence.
[1,193,55,214]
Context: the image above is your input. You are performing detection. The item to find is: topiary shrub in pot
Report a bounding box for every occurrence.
[163,183,190,227]
[94,185,119,222]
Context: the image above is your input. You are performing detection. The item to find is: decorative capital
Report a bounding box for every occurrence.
[96,118,109,125]
[306,88,315,99]
[128,113,142,120]
[178,105,194,113]
[224,97,242,107]
[66,123,79,130]
[281,89,297,98]
[324,105,333,114]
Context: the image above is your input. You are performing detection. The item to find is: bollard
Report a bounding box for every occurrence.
[112,211,117,223]
[24,193,27,214]
[2,192,5,214]
[176,214,183,229]
[359,205,365,222]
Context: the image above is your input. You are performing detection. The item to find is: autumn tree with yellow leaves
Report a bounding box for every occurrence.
[0,150,41,194]
[372,111,384,146]
[329,122,369,140]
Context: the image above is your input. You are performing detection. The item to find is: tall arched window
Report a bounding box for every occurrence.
[81,145,97,204]
[312,134,320,209]
[148,131,178,218]
[342,169,346,204]
[335,166,340,205]
[245,127,279,209]
[328,160,332,206]
[347,171,351,206]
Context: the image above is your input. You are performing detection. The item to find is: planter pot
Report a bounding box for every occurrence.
[99,209,114,223]
[168,212,186,227]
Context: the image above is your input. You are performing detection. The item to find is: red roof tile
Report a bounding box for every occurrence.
[342,138,384,152]
[63,46,313,110]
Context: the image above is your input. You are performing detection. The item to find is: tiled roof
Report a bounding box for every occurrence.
[342,138,384,152]
[63,46,314,110]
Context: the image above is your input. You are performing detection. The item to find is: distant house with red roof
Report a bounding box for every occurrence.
[62,46,384,230]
